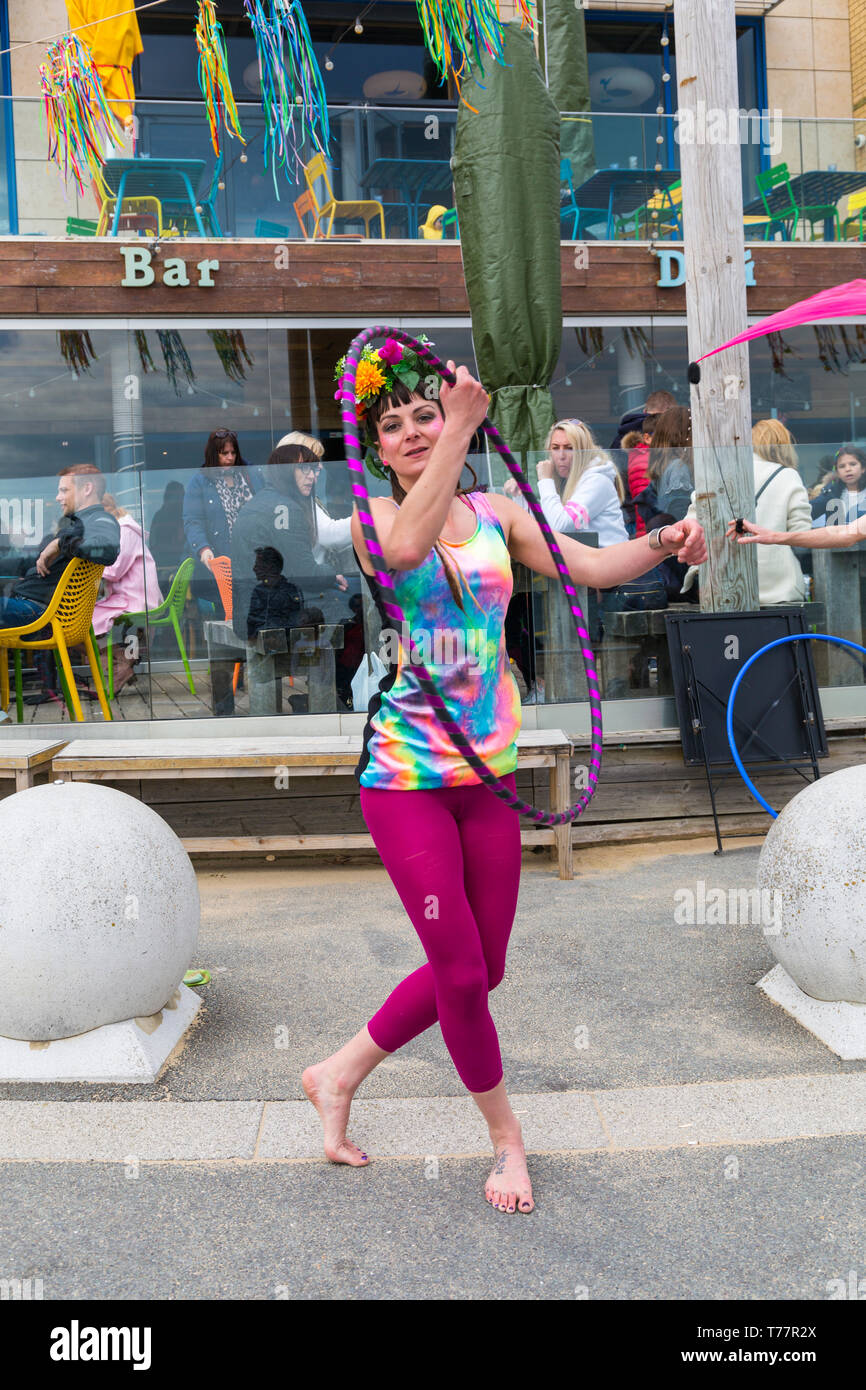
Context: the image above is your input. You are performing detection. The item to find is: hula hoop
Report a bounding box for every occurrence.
[338,325,603,826]
[726,631,866,819]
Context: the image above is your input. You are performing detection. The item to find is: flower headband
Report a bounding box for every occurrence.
[334,336,433,423]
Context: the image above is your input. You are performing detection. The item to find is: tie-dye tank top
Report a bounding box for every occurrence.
[356,489,522,790]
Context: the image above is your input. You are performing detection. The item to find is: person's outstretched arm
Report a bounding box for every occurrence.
[489,494,707,587]
[726,513,866,551]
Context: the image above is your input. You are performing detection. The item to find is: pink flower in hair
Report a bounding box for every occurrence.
[379,338,403,365]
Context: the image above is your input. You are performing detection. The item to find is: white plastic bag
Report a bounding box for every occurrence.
[351,649,388,712]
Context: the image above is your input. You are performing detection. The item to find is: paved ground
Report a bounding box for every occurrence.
[2,840,864,1301]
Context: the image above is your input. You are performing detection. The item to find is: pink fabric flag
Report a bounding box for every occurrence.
[695,278,866,363]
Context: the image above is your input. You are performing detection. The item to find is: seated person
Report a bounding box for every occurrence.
[246,546,304,639]
[0,463,120,633]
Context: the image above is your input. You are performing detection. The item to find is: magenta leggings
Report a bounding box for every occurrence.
[359,771,522,1094]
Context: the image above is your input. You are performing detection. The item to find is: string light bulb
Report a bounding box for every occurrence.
[354,18,364,33]
[240,153,248,162]
[325,57,334,70]
[660,33,670,46]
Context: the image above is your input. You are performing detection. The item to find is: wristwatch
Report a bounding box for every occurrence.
[647,526,670,551]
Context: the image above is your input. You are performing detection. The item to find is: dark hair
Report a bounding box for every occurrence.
[835,444,866,473]
[263,442,320,547]
[648,407,692,484]
[364,380,479,613]
[255,545,284,573]
[203,429,241,469]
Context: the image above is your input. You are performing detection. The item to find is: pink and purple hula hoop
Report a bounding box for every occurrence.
[338,325,603,827]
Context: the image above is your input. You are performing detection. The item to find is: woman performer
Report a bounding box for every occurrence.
[302,342,707,1215]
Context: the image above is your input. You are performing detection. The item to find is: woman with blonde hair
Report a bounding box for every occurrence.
[684,418,812,604]
[504,418,628,546]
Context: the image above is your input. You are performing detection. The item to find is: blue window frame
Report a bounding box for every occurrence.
[586,10,769,197]
[0,0,17,234]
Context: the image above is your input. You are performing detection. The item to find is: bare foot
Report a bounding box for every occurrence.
[301,1061,370,1166]
[485,1130,534,1213]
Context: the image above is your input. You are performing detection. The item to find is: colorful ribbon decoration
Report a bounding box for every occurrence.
[40,33,124,195]
[243,0,330,187]
[339,326,603,827]
[414,0,535,106]
[196,0,245,157]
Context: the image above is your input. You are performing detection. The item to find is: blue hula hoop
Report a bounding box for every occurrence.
[726,631,866,818]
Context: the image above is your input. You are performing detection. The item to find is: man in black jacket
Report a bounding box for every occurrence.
[1,464,121,632]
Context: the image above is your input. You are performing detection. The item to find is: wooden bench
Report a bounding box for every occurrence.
[52,730,576,878]
[0,739,67,792]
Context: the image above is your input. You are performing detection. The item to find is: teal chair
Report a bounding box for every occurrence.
[255,218,291,237]
[107,557,196,700]
[163,154,224,237]
[755,163,840,241]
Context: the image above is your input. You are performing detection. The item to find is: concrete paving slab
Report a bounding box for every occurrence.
[258,1090,607,1159]
[0,1101,262,1161]
[2,1072,863,1162]
[596,1073,866,1150]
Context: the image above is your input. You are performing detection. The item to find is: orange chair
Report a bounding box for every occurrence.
[303,153,385,239]
[0,558,111,722]
[209,557,242,694]
[211,556,295,694]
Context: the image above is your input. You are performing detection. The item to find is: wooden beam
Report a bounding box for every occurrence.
[674,0,759,612]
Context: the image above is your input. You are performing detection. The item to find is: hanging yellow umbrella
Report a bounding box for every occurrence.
[64,0,143,130]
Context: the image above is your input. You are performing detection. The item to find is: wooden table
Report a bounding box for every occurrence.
[0,738,67,791]
[52,730,576,878]
[203,620,344,715]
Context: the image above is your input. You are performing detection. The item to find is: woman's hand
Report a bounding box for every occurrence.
[438,360,490,437]
[724,519,778,545]
[335,574,348,591]
[199,547,215,570]
[35,538,61,577]
[536,458,554,481]
[660,518,707,565]
[503,477,520,499]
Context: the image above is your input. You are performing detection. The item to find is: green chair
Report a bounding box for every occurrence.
[66,217,98,236]
[755,163,840,241]
[255,218,291,237]
[107,557,196,700]
[441,207,459,238]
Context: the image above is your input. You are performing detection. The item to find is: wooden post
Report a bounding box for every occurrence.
[674,0,759,613]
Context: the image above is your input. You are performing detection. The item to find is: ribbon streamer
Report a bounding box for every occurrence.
[243,0,330,188]
[414,0,535,106]
[40,32,124,194]
[339,325,603,827]
[196,0,245,156]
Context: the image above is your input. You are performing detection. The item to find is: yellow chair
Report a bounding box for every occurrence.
[0,559,112,723]
[842,188,866,240]
[303,153,385,239]
[96,194,163,237]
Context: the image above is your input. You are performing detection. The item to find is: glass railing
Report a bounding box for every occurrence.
[559,112,866,244]
[10,95,866,244]
[10,95,457,242]
[2,444,865,727]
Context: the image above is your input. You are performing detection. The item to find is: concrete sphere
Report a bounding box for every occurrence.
[757,765,866,1003]
[0,782,200,1040]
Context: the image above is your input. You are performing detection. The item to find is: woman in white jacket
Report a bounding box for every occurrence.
[504,418,629,545]
[276,430,353,564]
[683,419,811,604]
